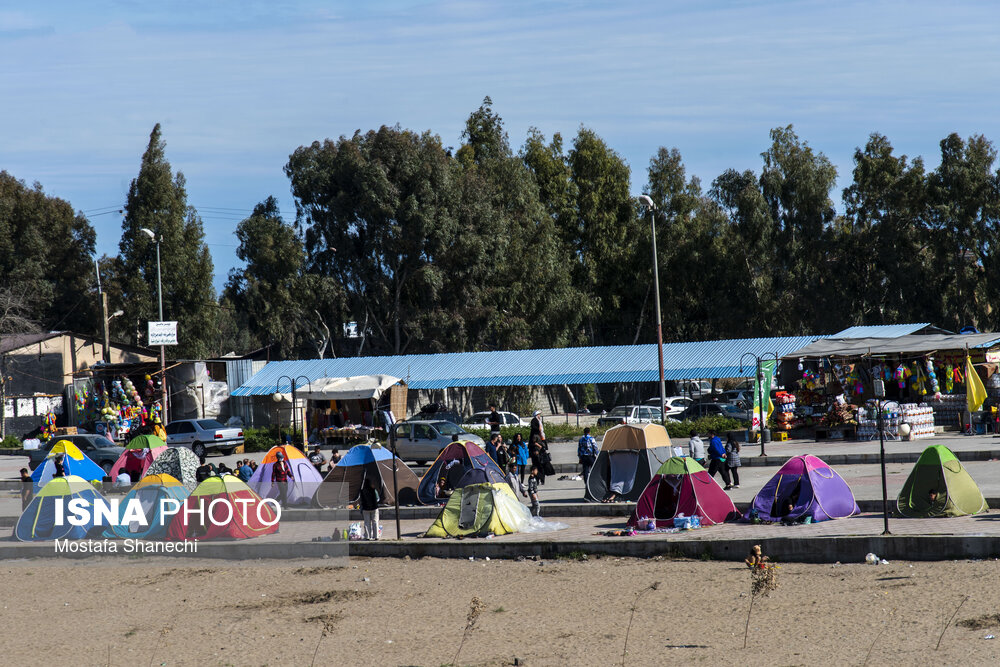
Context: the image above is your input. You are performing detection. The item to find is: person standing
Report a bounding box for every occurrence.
[505,459,527,498]
[308,445,327,475]
[19,468,33,510]
[488,405,502,439]
[725,434,742,489]
[485,433,500,463]
[687,430,706,466]
[530,410,545,444]
[527,465,541,516]
[271,450,294,507]
[577,427,599,500]
[513,433,530,483]
[706,430,731,489]
[494,435,511,470]
[359,477,381,540]
[529,435,547,485]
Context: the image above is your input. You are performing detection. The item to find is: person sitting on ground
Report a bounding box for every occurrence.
[196,456,215,483]
[435,476,452,499]
[115,471,133,488]
[249,459,259,472]
[217,462,231,476]
[52,454,66,478]
[928,488,939,505]
[237,459,253,482]
[329,449,341,466]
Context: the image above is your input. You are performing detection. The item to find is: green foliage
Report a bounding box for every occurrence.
[223,197,342,358]
[112,124,218,358]
[0,172,98,332]
[242,426,289,452]
[664,415,748,439]
[1,434,21,449]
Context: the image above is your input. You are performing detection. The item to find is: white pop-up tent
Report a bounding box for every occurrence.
[297,374,402,401]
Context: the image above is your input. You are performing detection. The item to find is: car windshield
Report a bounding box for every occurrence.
[608,407,632,417]
[720,405,743,415]
[432,421,464,435]
[197,420,225,430]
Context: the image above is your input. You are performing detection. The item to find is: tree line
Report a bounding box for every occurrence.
[2,100,1000,360]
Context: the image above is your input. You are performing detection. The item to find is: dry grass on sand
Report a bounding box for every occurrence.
[3,555,1000,665]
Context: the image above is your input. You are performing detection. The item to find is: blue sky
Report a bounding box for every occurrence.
[3,1,1000,294]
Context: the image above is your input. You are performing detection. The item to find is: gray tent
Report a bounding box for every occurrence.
[586,424,674,502]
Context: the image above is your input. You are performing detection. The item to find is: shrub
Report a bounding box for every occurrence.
[1,434,21,449]
[243,427,287,452]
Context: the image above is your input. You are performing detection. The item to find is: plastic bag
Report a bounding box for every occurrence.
[348,522,364,541]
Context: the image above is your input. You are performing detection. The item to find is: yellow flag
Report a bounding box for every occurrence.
[966,355,987,412]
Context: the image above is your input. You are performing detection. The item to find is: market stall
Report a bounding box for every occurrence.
[783,333,1000,441]
[297,374,405,446]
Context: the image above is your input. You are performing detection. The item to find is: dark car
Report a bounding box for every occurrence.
[677,402,751,422]
[27,433,124,473]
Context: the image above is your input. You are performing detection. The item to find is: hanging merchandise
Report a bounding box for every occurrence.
[945,364,955,393]
[802,369,818,390]
[925,358,940,397]
[895,364,909,389]
[953,364,964,387]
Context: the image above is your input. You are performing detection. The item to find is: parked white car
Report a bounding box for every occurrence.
[165,419,244,458]
[597,405,664,427]
[461,411,528,430]
[644,396,693,417]
[392,420,486,465]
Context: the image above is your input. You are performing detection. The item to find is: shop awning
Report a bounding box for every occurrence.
[296,375,402,402]
[785,333,1000,359]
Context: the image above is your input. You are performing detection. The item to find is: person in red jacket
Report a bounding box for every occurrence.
[272,450,294,507]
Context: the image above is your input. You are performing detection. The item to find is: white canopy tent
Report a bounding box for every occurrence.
[297,374,402,402]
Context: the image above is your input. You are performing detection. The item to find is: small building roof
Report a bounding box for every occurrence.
[831,323,947,338]
[786,332,1000,359]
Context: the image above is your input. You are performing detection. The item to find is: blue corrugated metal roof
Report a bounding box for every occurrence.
[232,336,821,396]
[832,323,932,338]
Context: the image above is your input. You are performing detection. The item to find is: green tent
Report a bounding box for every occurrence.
[425,483,529,538]
[897,445,988,517]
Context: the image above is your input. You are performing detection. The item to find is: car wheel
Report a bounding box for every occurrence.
[221,447,235,456]
[101,461,113,475]
[192,442,207,458]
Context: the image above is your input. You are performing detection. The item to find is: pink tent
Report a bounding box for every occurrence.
[628,457,736,528]
[110,434,168,483]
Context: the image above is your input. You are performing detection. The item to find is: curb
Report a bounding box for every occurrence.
[1,534,998,564]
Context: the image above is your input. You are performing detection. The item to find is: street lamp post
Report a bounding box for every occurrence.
[274,375,311,447]
[141,228,167,425]
[638,196,667,425]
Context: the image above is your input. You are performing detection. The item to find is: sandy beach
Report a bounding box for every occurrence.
[3,554,1000,666]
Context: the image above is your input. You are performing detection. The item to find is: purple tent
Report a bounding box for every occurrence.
[746,454,859,522]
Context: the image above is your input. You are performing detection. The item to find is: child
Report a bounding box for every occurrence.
[527,465,541,516]
[506,460,527,498]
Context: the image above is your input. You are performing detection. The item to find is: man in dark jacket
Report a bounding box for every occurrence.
[706,430,731,488]
[359,477,381,540]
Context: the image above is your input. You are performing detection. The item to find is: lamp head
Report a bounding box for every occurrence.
[140,228,156,241]
[638,195,655,211]
[111,310,124,318]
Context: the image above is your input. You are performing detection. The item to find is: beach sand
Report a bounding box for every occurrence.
[3,554,1000,666]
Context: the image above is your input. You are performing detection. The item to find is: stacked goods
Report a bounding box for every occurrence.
[923,394,964,427]
[900,403,935,439]
[774,392,797,431]
[855,402,901,441]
